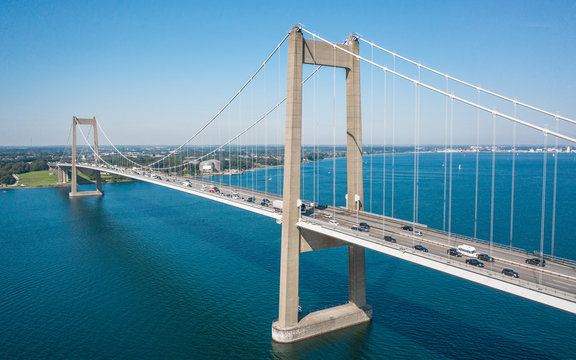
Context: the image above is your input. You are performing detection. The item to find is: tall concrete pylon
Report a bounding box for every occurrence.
[272,27,371,343]
[69,116,103,198]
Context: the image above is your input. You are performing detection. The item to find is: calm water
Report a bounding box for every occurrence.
[1,153,575,359]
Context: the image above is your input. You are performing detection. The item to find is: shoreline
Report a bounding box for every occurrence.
[5,150,572,190]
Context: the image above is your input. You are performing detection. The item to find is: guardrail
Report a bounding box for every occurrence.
[59,162,576,270]
[300,217,576,302]
[429,228,576,269]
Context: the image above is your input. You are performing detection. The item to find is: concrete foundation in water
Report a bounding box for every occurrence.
[272,303,372,343]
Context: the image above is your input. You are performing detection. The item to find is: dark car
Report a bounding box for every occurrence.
[414,245,428,252]
[478,254,495,262]
[525,258,546,267]
[402,225,413,231]
[247,197,254,203]
[359,222,370,231]
[465,259,485,267]
[384,235,396,243]
[260,200,269,206]
[502,268,520,278]
[447,248,461,257]
[351,226,365,232]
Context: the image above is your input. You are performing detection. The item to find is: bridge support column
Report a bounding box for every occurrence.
[345,36,367,309]
[272,27,371,344]
[69,116,103,198]
[56,166,68,184]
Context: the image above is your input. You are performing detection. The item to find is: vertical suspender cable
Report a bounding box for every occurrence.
[382,69,387,233]
[489,114,496,261]
[415,66,421,224]
[443,77,449,232]
[474,90,480,239]
[251,74,255,197]
[510,103,517,247]
[332,45,337,217]
[413,81,418,230]
[551,117,559,256]
[448,97,454,246]
[314,61,320,211]
[264,61,268,197]
[278,46,282,196]
[370,44,374,213]
[312,39,317,214]
[391,55,396,218]
[539,132,548,285]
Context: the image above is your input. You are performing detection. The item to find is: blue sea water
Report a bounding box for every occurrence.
[1,153,575,359]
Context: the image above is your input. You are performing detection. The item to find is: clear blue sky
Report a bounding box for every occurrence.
[0,0,574,146]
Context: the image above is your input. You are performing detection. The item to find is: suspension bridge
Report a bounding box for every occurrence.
[54,25,576,343]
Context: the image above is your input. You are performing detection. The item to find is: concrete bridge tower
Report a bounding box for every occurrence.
[272,27,371,343]
[69,116,103,198]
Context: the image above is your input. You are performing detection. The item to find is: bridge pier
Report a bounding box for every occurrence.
[272,27,371,343]
[55,166,69,184]
[69,116,103,198]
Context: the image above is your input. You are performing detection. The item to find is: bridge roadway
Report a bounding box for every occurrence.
[60,163,576,314]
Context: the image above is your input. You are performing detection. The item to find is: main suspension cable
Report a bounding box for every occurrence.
[357,36,576,125]
[300,27,576,144]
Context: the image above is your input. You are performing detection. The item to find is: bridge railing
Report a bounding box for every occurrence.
[300,217,576,301]
[57,161,576,269]
[429,228,576,269]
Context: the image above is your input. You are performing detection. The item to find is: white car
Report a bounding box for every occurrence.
[324,213,333,218]
[329,220,339,226]
[414,230,423,236]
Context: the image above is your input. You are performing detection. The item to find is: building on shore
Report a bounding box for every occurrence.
[199,159,221,173]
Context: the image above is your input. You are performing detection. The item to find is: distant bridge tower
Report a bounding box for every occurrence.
[272,27,371,343]
[69,116,103,197]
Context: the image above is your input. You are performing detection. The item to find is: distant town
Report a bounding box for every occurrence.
[1,144,573,188]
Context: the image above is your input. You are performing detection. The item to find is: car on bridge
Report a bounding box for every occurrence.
[447,248,462,257]
[502,268,519,278]
[324,213,333,218]
[478,254,495,262]
[465,259,485,267]
[351,226,365,232]
[384,235,396,243]
[329,220,339,226]
[402,225,413,231]
[525,258,546,267]
[413,230,423,236]
[414,245,428,252]
[247,197,254,203]
[359,222,370,231]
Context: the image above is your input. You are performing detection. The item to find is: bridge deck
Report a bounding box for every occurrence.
[57,163,576,314]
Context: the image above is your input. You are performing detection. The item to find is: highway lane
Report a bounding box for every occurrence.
[66,163,576,299]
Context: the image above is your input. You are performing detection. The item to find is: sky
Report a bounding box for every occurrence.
[0,0,575,146]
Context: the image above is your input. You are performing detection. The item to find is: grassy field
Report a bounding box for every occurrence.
[17,170,61,187]
[15,170,132,188]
